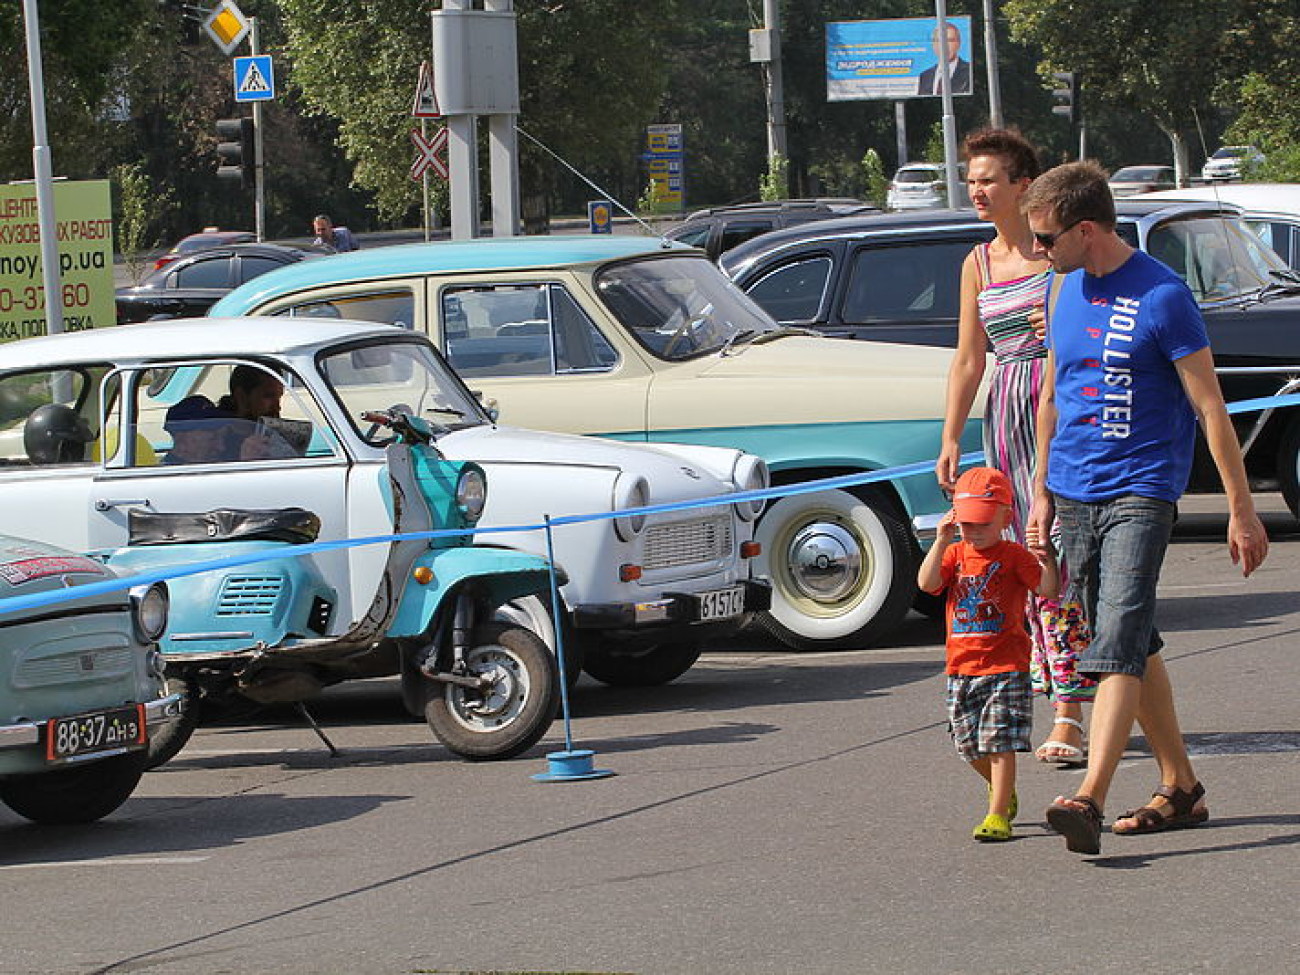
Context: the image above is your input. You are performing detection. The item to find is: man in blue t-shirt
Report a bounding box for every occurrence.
[1022,161,1269,855]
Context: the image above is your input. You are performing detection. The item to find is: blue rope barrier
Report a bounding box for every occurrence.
[6,384,1300,619]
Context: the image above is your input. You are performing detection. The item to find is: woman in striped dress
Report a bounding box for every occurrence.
[936,128,1094,765]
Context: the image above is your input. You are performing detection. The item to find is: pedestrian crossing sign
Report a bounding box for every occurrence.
[234,55,275,102]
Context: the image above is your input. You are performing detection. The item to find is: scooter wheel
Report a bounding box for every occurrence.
[424,623,558,761]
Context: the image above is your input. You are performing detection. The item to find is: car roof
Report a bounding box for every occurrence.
[717,199,1240,276]
[0,317,411,372]
[213,234,694,313]
[680,198,871,221]
[1144,184,1300,216]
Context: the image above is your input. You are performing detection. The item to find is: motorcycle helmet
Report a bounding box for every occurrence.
[23,404,94,464]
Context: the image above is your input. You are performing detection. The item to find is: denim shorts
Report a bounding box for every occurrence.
[1054,494,1176,679]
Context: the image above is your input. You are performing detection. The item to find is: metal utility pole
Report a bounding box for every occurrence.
[760,0,787,166]
[934,0,962,210]
[982,0,1003,128]
[250,17,266,242]
[20,0,64,336]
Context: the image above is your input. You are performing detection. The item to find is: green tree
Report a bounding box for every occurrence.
[1003,0,1238,184]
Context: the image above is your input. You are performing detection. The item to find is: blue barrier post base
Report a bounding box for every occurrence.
[532,749,615,782]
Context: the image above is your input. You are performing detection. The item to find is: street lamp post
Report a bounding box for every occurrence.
[20,0,64,336]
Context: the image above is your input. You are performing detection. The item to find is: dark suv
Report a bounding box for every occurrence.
[664,198,878,261]
[720,200,1300,517]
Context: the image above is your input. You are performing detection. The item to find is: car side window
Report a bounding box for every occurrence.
[718,220,775,255]
[129,362,338,468]
[238,256,288,283]
[745,256,832,323]
[671,225,711,248]
[172,257,232,289]
[841,240,972,323]
[0,367,106,468]
[440,283,616,378]
[277,290,416,330]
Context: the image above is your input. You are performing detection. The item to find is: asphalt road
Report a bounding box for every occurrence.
[2,493,1298,975]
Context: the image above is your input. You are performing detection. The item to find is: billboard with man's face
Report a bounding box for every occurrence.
[826,17,973,101]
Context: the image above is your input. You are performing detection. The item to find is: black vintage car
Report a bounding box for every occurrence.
[721,200,1300,517]
[116,243,330,324]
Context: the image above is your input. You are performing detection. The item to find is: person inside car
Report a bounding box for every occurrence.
[162,396,234,465]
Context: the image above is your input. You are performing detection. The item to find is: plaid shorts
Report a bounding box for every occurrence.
[946,672,1033,761]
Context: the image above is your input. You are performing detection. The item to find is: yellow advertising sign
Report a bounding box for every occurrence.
[0,180,115,344]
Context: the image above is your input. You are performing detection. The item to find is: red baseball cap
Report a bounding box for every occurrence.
[952,466,1013,522]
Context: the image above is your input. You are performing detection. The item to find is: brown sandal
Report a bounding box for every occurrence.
[1045,795,1103,855]
[1112,782,1208,836]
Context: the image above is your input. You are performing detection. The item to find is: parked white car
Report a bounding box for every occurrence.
[887,162,967,210]
[0,319,769,691]
[1145,183,1300,269]
[1201,145,1264,182]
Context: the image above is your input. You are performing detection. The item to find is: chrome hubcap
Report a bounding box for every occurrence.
[787,522,862,601]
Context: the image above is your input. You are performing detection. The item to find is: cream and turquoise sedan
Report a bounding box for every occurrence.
[212,236,977,650]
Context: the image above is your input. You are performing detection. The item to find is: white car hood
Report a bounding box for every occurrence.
[438,424,736,504]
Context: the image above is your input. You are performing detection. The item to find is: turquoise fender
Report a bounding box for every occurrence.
[386,546,556,638]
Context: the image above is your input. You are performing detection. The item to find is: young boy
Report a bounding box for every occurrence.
[917,466,1061,841]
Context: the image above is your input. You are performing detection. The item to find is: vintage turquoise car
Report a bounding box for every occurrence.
[0,535,182,823]
[212,235,974,650]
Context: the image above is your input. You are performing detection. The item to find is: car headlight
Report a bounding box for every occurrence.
[612,474,649,542]
[731,454,769,521]
[130,583,169,643]
[456,464,487,523]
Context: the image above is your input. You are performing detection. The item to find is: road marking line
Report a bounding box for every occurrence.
[0,856,210,871]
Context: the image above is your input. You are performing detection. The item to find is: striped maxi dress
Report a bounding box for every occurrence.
[974,244,1094,702]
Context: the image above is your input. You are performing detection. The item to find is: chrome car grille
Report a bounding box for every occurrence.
[15,644,135,688]
[642,515,733,570]
[216,576,284,616]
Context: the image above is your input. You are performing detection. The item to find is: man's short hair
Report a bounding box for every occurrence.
[313,214,333,225]
[963,127,1042,182]
[1021,160,1116,229]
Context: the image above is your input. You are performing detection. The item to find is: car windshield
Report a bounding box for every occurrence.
[1145,215,1290,301]
[318,338,486,446]
[1214,147,1248,159]
[1113,167,1165,182]
[594,255,780,360]
[896,168,940,184]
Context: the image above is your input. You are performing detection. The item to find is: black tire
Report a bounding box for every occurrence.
[424,623,558,761]
[1278,413,1300,520]
[493,594,584,690]
[912,588,946,620]
[753,484,916,651]
[0,751,148,824]
[581,642,702,687]
[144,675,202,770]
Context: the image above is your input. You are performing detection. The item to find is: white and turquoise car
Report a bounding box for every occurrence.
[211,236,976,649]
[0,535,182,823]
[0,318,767,699]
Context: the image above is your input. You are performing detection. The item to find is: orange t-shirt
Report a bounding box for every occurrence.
[938,540,1042,676]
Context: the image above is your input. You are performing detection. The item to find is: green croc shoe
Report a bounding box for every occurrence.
[973,813,1012,842]
[987,785,1018,821]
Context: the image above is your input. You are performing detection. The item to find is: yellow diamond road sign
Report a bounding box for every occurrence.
[203,0,250,56]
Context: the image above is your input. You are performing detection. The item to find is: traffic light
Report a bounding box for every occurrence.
[1051,71,1078,123]
[216,116,256,188]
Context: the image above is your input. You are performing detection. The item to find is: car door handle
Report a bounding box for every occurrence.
[94,498,152,512]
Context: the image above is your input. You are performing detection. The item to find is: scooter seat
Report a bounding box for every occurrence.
[128,507,322,545]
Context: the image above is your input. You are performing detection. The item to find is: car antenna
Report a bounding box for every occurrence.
[515,124,667,244]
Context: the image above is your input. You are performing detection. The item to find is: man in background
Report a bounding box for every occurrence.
[312,214,359,252]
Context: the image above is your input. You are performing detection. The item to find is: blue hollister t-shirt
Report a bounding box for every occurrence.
[1046,249,1209,503]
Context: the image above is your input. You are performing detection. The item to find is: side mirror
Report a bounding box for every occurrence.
[472,391,500,423]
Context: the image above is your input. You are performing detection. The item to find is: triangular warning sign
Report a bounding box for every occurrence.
[238,62,272,96]
[412,61,441,118]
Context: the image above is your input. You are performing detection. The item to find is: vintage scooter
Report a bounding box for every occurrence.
[104,410,561,767]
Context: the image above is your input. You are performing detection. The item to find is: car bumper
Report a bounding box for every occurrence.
[0,691,187,752]
[571,579,771,633]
